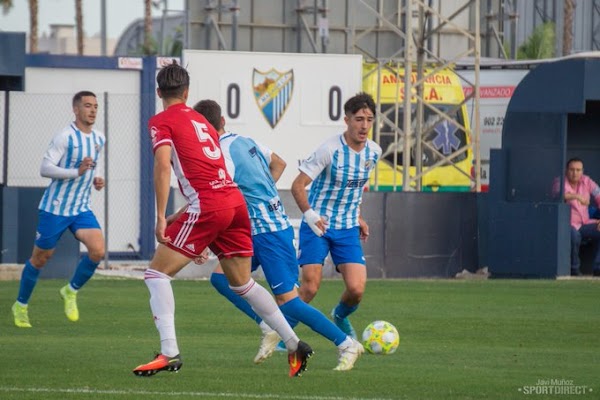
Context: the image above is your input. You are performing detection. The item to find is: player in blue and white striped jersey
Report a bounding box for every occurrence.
[219,132,290,236]
[12,91,106,329]
[193,99,364,371]
[291,92,381,341]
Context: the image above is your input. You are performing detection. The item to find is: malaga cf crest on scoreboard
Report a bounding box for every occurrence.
[252,68,294,128]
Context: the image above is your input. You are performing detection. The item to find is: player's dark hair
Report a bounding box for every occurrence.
[156,60,190,99]
[72,91,96,107]
[566,157,584,169]
[344,92,376,116]
[193,99,222,131]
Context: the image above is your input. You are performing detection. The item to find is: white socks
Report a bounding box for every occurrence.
[338,336,354,349]
[259,320,273,334]
[144,269,179,357]
[230,278,299,352]
[144,271,299,356]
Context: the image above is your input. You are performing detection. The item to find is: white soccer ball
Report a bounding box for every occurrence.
[361,320,400,355]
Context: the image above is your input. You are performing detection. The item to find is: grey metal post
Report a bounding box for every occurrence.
[103,92,109,270]
[402,0,413,191]
[101,0,107,56]
[2,91,8,185]
[297,0,303,52]
[160,0,168,55]
[320,0,329,53]
[231,0,239,50]
[184,0,190,50]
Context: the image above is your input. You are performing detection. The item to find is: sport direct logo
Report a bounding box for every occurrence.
[518,379,592,396]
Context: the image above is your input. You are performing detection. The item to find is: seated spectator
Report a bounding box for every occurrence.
[562,158,600,276]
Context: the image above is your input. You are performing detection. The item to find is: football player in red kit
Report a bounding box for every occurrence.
[132,61,312,378]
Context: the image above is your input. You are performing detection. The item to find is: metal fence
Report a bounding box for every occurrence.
[1,91,154,260]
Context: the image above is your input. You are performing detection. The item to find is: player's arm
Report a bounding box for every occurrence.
[292,172,327,236]
[166,205,188,226]
[269,152,286,183]
[40,158,80,179]
[40,134,94,179]
[291,172,313,213]
[40,157,95,179]
[92,151,105,191]
[154,145,172,243]
[358,208,369,241]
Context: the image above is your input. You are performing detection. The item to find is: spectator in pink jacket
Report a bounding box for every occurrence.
[562,158,600,276]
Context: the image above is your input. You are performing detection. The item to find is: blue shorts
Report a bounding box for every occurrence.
[35,210,101,250]
[251,227,299,295]
[297,222,366,268]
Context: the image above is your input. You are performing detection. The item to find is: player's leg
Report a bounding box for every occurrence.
[216,205,312,377]
[219,255,312,376]
[133,244,191,376]
[134,210,211,376]
[333,263,365,338]
[296,222,329,303]
[210,261,265,326]
[211,252,286,364]
[257,228,362,370]
[329,227,367,340]
[259,228,345,342]
[210,262,276,357]
[147,245,191,355]
[220,255,299,349]
[72,212,105,290]
[13,211,68,328]
[278,290,363,371]
[55,212,105,322]
[12,245,54,328]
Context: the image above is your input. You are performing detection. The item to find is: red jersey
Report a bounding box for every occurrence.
[148,103,245,213]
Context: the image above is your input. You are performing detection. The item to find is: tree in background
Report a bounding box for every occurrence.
[27,0,38,53]
[75,0,84,55]
[563,0,575,56]
[1,0,37,53]
[163,26,183,57]
[517,22,555,60]
[1,0,12,14]
[143,0,156,55]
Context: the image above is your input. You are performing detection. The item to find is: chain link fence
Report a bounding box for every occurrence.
[2,91,155,261]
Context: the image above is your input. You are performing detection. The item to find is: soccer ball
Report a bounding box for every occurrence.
[361,320,400,355]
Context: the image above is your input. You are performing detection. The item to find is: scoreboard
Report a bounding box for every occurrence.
[183,50,363,188]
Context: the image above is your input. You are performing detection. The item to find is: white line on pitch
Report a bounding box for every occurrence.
[0,387,395,400]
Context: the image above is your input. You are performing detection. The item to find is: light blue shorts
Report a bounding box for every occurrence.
[297,222,366,269]
[35,210,100,250]
[251,227,299,295]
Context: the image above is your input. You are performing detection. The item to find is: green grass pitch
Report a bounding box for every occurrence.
[1,278,599,399]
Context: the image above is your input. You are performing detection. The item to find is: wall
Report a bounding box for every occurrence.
[1,55,147,258]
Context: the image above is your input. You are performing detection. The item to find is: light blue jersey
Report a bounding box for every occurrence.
[219,133,291,235]
[299,134,381,229]
[39,123,105,216]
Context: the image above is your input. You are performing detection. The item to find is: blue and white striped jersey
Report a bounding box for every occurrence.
[299,134,381,229]
[39,123,106,216]
[219,133,291,235]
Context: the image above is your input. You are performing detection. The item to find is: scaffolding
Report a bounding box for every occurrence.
[349,1,481,191]
[189,0,483,191]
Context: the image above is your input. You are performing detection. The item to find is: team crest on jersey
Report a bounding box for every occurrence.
[252,68,294,129]
[364,160,373,170]
[150,126,158,145]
